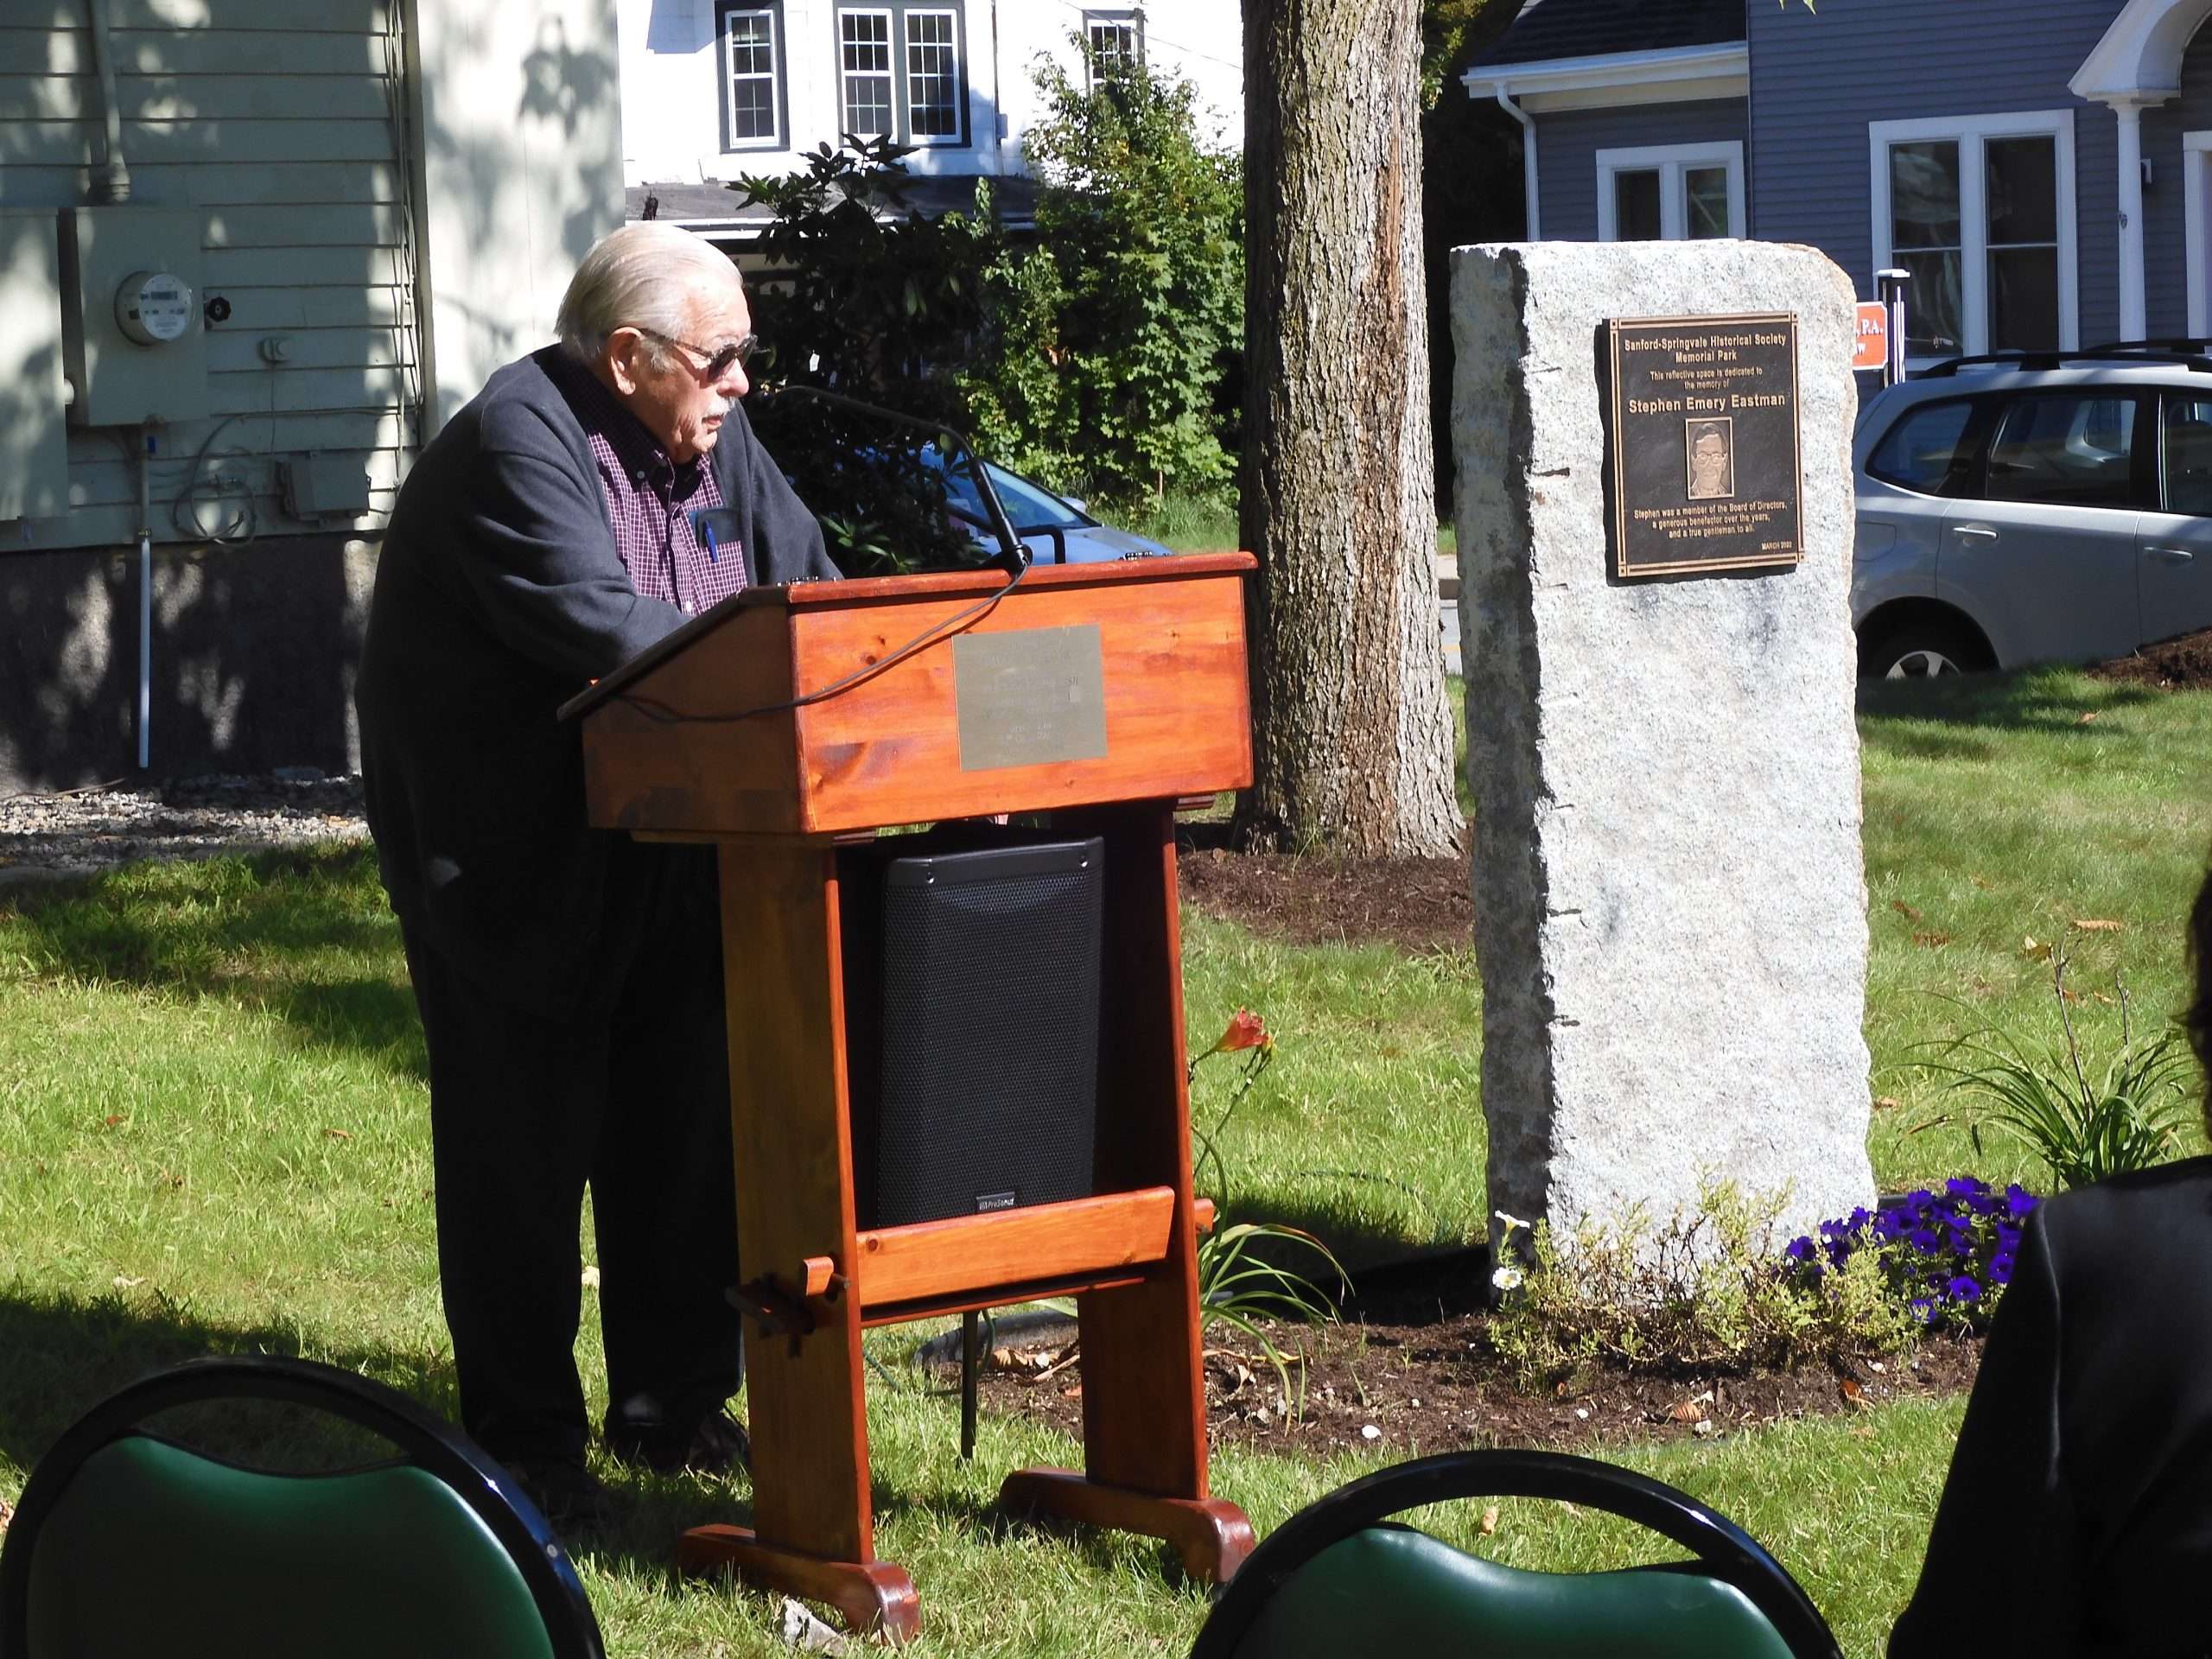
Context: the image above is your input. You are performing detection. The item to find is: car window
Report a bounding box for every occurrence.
[1866,397,1980,494]
[929,453,1090,532]
[2163,394,2212,517]
[1984,391,2139,508]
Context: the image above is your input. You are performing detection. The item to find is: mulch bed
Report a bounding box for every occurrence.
[927,1252,1982,1458]
[2085,627,2212,690]
[1152,830,1986,1458]
[1177,827,1474,955]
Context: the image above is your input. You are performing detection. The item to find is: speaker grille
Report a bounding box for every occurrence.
[860,836,1104,1230]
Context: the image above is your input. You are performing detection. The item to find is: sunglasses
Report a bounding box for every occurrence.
[638,327,757,379]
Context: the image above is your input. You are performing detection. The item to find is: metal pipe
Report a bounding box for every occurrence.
[1494,86,1540,241]
[82,0,131,204]
[137,426,151,771]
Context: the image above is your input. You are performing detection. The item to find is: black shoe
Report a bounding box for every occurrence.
[505,1455,619,1539]
[606,1405,753,1476]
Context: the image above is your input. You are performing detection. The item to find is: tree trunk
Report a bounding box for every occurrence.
[1236,0,1463,857]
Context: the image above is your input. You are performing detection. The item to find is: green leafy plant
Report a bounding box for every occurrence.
[961,41,1243,511]
[1919,950,2198,1190]
[1486,1183,1916,1384]
[1187,1010,1347,1414]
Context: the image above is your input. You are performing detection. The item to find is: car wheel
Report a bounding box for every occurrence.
[1858,619,1987,680]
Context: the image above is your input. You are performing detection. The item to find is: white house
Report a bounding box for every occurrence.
[0,0,626,792]
[614,0,1243,238]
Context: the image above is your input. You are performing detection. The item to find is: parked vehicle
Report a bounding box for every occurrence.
[918,447,1178,566]
[1852,346,2212,677]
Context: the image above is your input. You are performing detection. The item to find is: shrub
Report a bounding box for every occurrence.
[1921,951,2197,1190]
[962,43,1243,510]
[1782,1178,2039,1332]
[1486,1183,1917,1383]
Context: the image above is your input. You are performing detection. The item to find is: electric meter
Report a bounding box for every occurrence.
[114,270,194,346]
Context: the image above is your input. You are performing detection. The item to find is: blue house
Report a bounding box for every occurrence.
[1463,0,2212,366]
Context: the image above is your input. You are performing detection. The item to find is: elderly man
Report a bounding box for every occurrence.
[355,224,836,1530]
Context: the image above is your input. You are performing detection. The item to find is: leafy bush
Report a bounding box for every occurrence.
[1782,1178,2039,1332]
[1485,1183,1917,1382]
[1922,952,2198,1190]
[962,43,1243,510]
[730,137,1000,575]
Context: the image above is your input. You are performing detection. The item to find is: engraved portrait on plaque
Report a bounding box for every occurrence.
[1684,417,1734,500]
[1607,314,1802,578]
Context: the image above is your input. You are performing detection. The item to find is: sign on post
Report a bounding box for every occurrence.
[1853,302,1889,373]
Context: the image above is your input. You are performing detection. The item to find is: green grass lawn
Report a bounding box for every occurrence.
[2,669,2206,1654]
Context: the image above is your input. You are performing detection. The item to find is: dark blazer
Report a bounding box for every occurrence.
[1891,1156,2212,1658]
[355,346,834,1012]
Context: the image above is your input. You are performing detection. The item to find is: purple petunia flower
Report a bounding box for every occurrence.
[2005,1185,2038,1219]
[1785,1236,1816,1262]
[1910,1298,1937,1324]
[1910,1228,1942,1254]
[1948,1276,1981,1301]
[1990,1252,2015,1287]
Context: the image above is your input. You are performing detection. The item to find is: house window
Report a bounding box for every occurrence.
[717,2,785,151]
[838,10,895,139]
[1084,10,1143,86]
[1871,111,2076,362]
[836,3,968,147]
[1594,143,1745,242]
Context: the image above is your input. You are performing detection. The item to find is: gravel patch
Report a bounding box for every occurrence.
[0,770,369,887]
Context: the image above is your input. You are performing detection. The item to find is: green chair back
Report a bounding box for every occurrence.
[1236,1524,1798,1659]
[24,1435,559,1659]
[1191,1450,1838,1659]
[0,1357,603,1659]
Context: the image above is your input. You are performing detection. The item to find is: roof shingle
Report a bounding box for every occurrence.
[1468,0,1744,70]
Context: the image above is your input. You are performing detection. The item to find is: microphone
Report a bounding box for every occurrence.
[757,384,1031,577]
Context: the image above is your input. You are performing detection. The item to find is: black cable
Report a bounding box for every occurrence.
[614,556,1031,726]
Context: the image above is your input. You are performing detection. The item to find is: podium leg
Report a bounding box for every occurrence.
[677,1526,920,1643]
[999,1468,1255,1585]
[713,842,906,1624]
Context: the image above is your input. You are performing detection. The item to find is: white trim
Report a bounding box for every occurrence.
[836,7,897,142]
[1595,141,1745,242]
[720,4,783,151]
[1461,42,1746,116]
[2186,131,2212,336]
[1868,109,2079,362]
[2072,0,2212,104]
[902,6,963,148]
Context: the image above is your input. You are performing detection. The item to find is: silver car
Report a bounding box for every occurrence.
[1853,352,2212,676]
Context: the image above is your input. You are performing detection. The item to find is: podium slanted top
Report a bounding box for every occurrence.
[564,552,1255,837]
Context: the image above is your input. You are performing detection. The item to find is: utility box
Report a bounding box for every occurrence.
[59,206,208,428]
[0,213,70,519]
[279,454,372,521]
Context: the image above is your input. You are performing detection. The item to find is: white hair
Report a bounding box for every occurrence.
[555,223,743,366]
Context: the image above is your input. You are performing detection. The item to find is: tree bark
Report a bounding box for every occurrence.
[1236,0,1463,857]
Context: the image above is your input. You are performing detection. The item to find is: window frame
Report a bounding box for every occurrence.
[1868,110,2078,369]
[1083,9,1144,89]
[1593,141,1745,242]
[1977,387,2155,512]
[716,0,788,154]
[833,2,969,149]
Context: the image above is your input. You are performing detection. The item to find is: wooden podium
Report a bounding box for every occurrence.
[564,553,1259,1639]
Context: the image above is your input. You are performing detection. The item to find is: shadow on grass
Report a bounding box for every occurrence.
[1854,665,2165,735]
[0,1283,460,1483]
[0,842,427,1080]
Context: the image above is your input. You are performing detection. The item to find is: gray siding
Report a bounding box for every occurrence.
[0,0,416,553]
[1535,99,1749,243]
[2150,29,2212,338]
[1747,0,2125,343]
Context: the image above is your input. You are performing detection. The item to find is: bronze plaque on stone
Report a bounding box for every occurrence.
[1606,313,1803,579]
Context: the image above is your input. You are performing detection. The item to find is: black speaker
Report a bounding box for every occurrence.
[842,834,1105,1230]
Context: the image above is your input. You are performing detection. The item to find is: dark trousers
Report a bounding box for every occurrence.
[398,846,742,1465]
